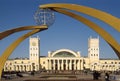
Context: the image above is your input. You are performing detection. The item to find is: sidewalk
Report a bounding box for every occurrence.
[1,73,119,81]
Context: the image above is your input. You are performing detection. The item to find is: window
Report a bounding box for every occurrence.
[21,61,24,64]
[43,61,45,64]
[10,63,12,65]
[105,62,107,64]
[94,63,97,65]
[83,61,85,64]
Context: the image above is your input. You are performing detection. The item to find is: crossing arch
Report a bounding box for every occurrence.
[40,3,120,58]
[0,25,47,79]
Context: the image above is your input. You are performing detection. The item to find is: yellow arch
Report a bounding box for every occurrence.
[40,3,120,58]
[0,3,119,79]
[0,25,47,40]
[52,8,120,58]
[0,25,47,79]
[40,3,120,32]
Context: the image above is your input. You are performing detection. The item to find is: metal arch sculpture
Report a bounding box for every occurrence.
[39,3,120,58]
[0,26,47,40]
[52,8,120,58]
[0,7,54,79]
[0,25,47,79]
[40,3,120,32]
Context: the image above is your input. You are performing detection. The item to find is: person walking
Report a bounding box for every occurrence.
[93,71,100,80]
[105,73,110,81]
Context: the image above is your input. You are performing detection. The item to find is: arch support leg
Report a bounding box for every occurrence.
[0,26,47,79]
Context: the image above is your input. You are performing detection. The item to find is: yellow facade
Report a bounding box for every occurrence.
[4,36,120,72]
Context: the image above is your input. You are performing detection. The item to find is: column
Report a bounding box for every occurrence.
[53,59,55,70]
[52,60,54,70]
[61,59,63,70]
[80,59,82,70]
[48,59,50,70]
[81,59,83,70]
[47,60,49,70]
[26,65,28,71]
[29,65,31,71]
[76,60,77,70]
[79,60,81,70]
[14,65,16,71]
[24,65,25,71]
[48,59,49,70]
[69,60,72,70]
[74,60,76,70]
[68,60,69,70]
[19,65,20,71]
[22,65,24,71]
[66,60,68,70]
[54,59,56,70]
[19,65,21,71]
[58,59,60,70]
[77,60,80,70]
[51,60,53,70]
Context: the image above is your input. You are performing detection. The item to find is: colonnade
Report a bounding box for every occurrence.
[14,65,29,71]
[90,63,120,71]
[4,64,31,72]
[4,64,39,72]
[47,58,83,70]
[100,65,119,71]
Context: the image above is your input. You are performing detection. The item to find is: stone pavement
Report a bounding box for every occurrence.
[1,73,119,81]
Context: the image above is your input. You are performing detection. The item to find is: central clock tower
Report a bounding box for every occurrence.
[29,36,40,71]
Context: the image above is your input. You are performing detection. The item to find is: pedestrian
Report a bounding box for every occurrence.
[93,70,97,80]
[105,73,110,81]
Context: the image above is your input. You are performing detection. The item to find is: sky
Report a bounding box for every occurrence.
[0,0,120,59]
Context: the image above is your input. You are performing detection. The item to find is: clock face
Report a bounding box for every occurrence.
[32,42,36,46]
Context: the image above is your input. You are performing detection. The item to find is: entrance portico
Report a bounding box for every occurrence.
[48,58,83,70]
[47,49,83,70]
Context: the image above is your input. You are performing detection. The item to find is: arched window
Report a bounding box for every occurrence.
[21,61,24,64]
[53,51,75,57]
